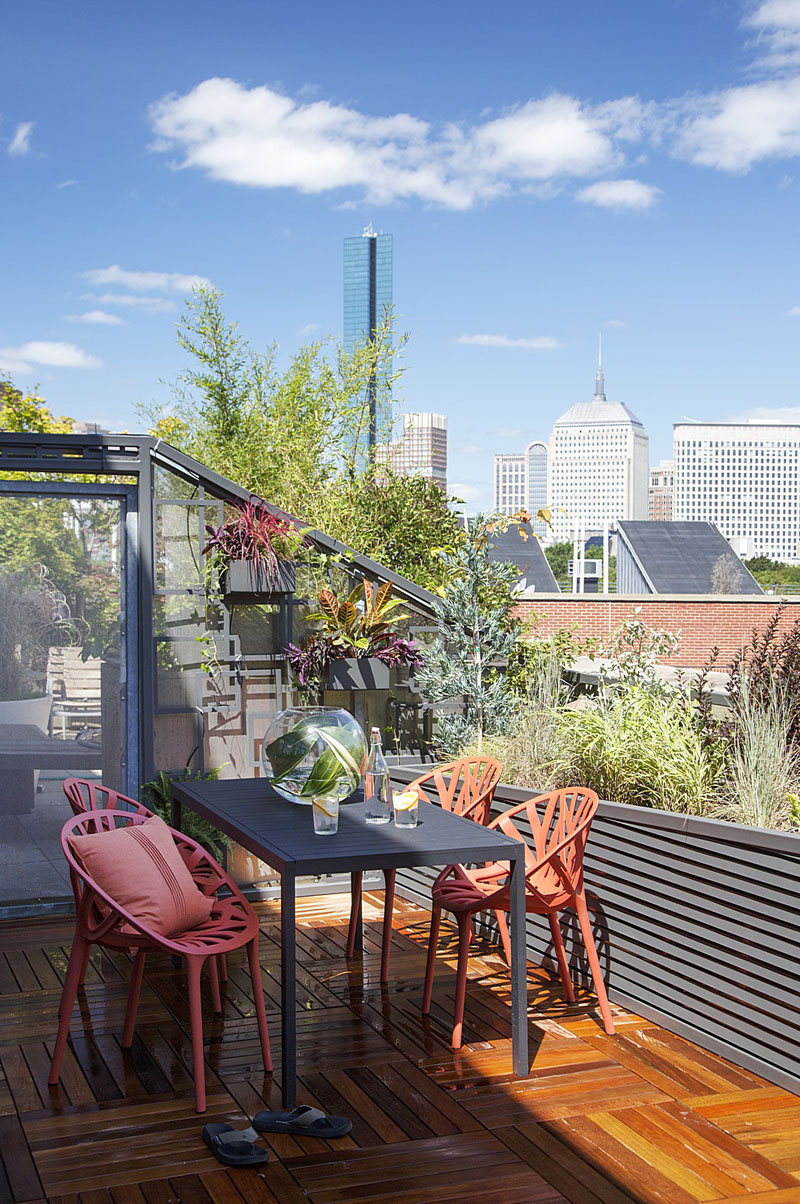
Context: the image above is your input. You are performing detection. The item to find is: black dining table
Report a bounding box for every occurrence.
[171,777,529,1107]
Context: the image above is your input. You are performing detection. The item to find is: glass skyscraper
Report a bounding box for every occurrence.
[343,226,393,456]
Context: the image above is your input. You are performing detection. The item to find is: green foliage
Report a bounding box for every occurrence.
[417,515,521,756]
[139,767,232,857]
[745,555,800,586]
[146,288,462,591]
[309,578,406,656]
[0,380,74,434]
[544,541,572,581]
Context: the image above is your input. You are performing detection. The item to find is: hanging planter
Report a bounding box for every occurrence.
[203,498,306,601]
[325,656,390,691]
[225,558,296,599]
[287,577,424,693]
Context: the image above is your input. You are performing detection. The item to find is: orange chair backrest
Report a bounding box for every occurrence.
[64,777,152,818]
[410,757,503,826]
[489,788,599,898]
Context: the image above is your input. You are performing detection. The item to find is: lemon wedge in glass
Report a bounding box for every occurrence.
[312,796,338,818]
[394,789,419,811]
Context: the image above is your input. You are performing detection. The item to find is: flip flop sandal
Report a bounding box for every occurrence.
[202,1124,269,1167]
[252,1105,352,1138]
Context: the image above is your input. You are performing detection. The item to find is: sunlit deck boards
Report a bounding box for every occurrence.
[1,894,799,1204]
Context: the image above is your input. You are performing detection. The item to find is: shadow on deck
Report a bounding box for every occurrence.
[1,892,799,1204]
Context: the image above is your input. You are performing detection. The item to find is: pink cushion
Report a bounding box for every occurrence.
[68,815,214,937]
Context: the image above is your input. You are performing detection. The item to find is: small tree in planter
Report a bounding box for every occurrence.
[287,577,423,693]
[417,515,523,756]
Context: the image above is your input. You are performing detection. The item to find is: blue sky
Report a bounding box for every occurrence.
[2,0,800,508]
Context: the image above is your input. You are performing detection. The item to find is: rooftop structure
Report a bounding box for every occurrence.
[673,421,800,563]
[484,519,560,592]
[616,519,763,594]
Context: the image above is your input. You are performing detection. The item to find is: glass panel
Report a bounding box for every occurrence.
[0,494,125,907]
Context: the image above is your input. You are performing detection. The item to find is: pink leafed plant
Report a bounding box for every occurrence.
[203,498,305,591]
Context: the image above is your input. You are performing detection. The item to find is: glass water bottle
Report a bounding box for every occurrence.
[364,727,391,823]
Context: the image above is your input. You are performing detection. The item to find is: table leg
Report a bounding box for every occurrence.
[281,869,297,1108]
[170,792,182,832]
[2,763,36,815]
[509,848,529,1077]
[350,871,363,954]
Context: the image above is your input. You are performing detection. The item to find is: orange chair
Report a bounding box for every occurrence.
[346,757,503,982]
[49,810,272,1112]
[422,788,615,1048]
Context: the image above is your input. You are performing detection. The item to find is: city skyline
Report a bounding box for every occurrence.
[3,2,800,511]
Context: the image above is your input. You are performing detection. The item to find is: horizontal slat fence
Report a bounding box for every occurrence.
[391,765,800,1094]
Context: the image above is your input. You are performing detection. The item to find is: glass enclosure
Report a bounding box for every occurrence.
[0,436,436,914]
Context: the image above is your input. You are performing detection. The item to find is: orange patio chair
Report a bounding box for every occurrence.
[346,756,503,982]
[49,809,271,1112]
[422,787,616,1048]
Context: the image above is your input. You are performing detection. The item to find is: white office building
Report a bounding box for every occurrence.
[493,440,549,534]
[673,422,800,562]
[548,359,649,541]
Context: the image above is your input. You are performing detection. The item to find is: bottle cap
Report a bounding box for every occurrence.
[371,726,380,736]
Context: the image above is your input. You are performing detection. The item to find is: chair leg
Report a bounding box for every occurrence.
[495,908,512,965]
[246,937,273,1074]
[548,912,576,1003]
[121,949,146,1047]
[217,953,228,984]
[49,934,89,1084]
[208,953,222,1014]
[574,893,615,1035]
[421,905,442,1014]
[346,871,363,958]
[77,942,92,988]
[380,870,396,984]
[451,913,474,1050]
[186,956,207,1113]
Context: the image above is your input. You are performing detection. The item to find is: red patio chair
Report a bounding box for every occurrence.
[346,756,503,982]
[422,787,616,1048]
[49,809,272,1112]
[63,777,229,986]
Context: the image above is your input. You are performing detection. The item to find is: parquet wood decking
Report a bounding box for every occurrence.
[1,892,798,1204]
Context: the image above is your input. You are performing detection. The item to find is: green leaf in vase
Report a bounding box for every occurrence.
[265,722,319,786]
[298,746,347,798]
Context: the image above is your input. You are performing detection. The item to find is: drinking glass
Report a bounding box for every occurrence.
[312,795,340,835]
[393,789,418,829]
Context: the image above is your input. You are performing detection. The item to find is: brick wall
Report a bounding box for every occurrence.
[515,594,800,667]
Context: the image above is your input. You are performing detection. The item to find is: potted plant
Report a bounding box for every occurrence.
[203,498,306,600]
[0,564,68,734]
[287,577,423,692]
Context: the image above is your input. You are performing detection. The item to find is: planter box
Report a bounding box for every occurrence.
[224,558,296,599]
[390,764,800,1096]
[326,657,390,691]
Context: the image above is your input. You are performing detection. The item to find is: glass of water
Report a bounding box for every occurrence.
[312,795,340,835]
[393,789,419,829]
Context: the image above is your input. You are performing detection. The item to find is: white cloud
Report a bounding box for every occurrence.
[744,0,800,72]
[674,77,800,170]
[57,178,78,189]
[82,264,212,292]
[8,121,34,157]
[66,310,126,326]
[88,292,176,313]
[0,341,101,374]
[728,405,800,422]
[297,322,319,336]
[604,318,626,327]
[788,304,800,314]
[449,482,488,505]
[576,178,661,209]
[148,78,653,209]
[456,333,564,350]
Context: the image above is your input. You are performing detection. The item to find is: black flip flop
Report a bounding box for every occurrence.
[252,1105,352,1138]
[202,1124,269,1166]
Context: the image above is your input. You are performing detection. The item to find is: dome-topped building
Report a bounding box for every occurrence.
[548,347,649,541]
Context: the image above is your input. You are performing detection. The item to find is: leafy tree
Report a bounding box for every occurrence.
[148,287,463,590]
[417,515,521,755]
[0,380,74,434]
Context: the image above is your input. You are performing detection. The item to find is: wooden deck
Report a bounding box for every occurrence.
[1,892,799,1204]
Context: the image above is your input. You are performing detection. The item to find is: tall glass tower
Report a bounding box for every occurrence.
[343,225,393,456]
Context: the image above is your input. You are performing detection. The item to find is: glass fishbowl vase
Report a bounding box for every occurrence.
[260,705,368,805]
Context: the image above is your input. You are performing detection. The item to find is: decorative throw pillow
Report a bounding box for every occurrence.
[68,814,214,937]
